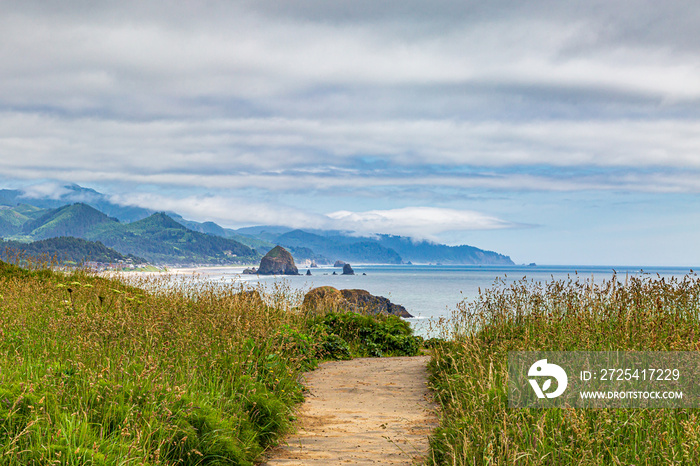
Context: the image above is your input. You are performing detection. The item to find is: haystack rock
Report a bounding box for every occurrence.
[342,263,355,275]
[333,260,346,267]
[258,245,299,275]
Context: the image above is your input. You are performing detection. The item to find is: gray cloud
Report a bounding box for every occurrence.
[1,0,700,256]
[2,112,700,187]
[2,0,699,120]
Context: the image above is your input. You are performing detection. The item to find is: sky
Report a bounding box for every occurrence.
[1,0,700,266]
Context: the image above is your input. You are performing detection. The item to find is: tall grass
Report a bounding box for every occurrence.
[428,273,700,465]
[0,259,419,465]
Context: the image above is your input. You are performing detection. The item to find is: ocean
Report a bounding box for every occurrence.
[192,264,697,337]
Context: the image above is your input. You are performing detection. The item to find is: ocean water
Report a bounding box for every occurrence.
[197,264,697,337]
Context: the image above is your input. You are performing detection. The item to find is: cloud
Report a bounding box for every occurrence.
[2,111,700,196]
[328,207,515,239]
[106,191,515,239]
[1,0,700,122]
[20,182,74,200]
[1,1,699,193]
[108,192,331,230]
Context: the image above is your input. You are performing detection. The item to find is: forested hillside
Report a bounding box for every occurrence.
[0,237,146,264]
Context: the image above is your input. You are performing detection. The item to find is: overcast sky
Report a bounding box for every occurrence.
[2,0,700,266]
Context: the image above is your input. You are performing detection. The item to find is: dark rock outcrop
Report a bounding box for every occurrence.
[306,269,312,276]
[242,267,257,274]
[333,260,346,267]
[257,245,299,275]
[302,286,413,318]
[340,289,412,317]
[342,263,355,275]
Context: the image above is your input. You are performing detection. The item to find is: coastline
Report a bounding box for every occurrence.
[166,265,252,275]
[102,265,255,277]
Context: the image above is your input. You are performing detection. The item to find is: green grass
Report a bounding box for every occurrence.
[0,259,421,465]
[427,273,700,465]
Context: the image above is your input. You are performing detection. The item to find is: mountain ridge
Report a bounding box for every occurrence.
[0,184,515,266]
[1,202,259,265]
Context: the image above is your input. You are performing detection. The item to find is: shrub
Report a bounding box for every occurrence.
[311,312,420,357]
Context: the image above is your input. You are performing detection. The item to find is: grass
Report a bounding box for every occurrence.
[427,273,700,465]
[0,258,420,465]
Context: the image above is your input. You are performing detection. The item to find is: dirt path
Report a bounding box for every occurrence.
[263,356,437,465]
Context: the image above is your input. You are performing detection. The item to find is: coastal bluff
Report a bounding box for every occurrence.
[257,245,299,275]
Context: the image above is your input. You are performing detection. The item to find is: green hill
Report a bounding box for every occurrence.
[86,213,259,265]
[0,208,27,236]
[0,204,47,236]
[12,203,48,219]
[1,202,259,266]
[22,203,119,240]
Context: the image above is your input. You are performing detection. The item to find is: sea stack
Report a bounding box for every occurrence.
[342,263,355,275]
[257,245,299,275]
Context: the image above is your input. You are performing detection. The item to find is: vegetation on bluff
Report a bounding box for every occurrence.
[0,259,420,465]
[1,236,146,265]
[427,273,700,465]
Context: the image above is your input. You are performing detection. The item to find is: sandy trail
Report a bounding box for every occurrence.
[263,355,437,465]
